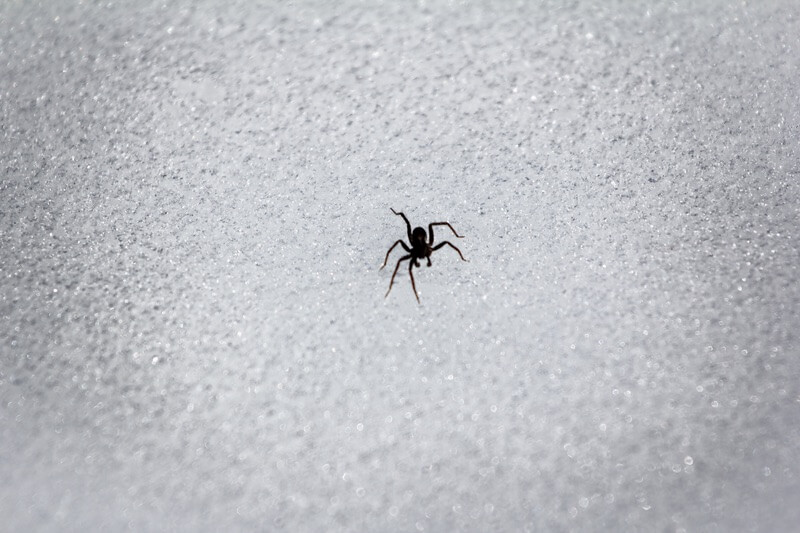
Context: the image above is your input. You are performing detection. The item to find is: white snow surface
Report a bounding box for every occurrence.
[2,1,800,531]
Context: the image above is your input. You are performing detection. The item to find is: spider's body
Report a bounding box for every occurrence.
[409,227,430,266]
[381,208,467,303]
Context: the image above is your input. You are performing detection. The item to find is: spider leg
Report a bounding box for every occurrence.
[432,241,468,262]
[408,259,420,303]
[428,221,464,244]
[391,208,413,242]
[386,254,411,298]
[380,240,411,269]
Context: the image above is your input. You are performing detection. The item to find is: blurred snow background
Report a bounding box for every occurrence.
[2,0,799,531]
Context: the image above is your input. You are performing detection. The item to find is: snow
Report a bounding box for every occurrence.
[2,0,800,531]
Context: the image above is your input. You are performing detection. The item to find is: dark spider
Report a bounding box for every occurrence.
[380,208,467,303]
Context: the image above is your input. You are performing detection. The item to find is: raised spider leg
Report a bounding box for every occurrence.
[432,241,468,262]
[391,208,413,242]
[380,239,411,269]
[408,260,420,303]
[428,222,464,244]
[386,254,411,298]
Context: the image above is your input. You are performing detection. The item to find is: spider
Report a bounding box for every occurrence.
[380,208,467,303]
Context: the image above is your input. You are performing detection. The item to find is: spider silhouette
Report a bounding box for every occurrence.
[380,208,467,303]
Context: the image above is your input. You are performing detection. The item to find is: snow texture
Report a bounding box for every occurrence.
[2,0,800,531]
